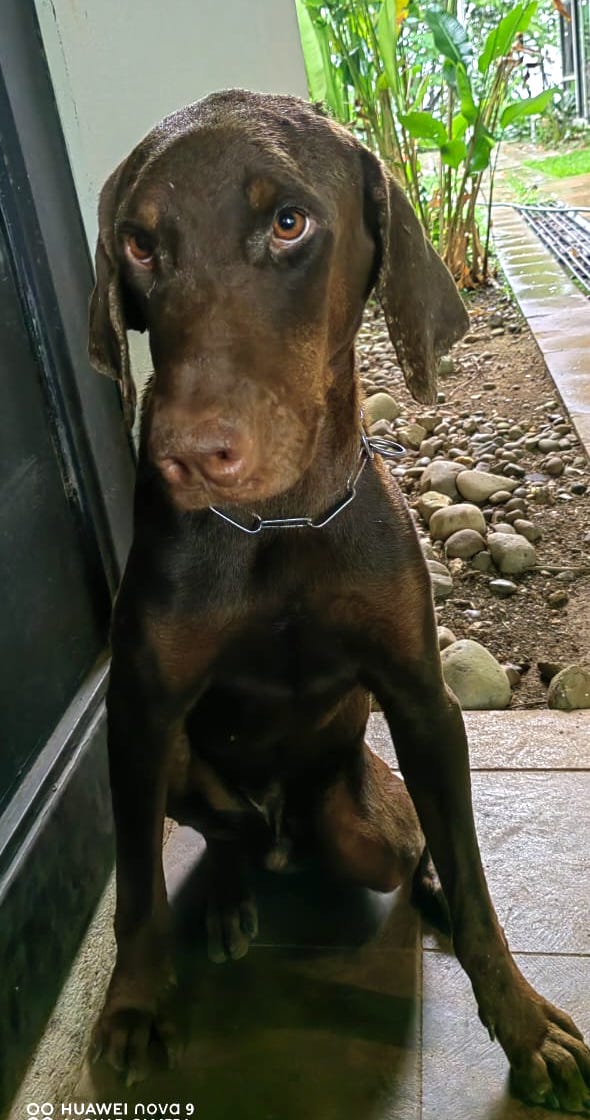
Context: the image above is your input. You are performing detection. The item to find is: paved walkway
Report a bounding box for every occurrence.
[491,172,590,458]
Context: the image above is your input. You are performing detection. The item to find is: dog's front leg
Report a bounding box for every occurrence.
[371,648,590,1112]
[93,595,217,1083]
[92,660,182,1082]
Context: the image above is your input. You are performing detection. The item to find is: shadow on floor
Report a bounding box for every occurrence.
[76,832,424,1120]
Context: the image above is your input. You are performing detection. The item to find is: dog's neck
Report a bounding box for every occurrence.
[243,356,363,526]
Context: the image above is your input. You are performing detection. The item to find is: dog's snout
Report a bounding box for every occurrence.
[155,420,257,491]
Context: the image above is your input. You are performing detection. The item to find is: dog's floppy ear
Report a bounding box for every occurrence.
[88,164,145,428]
[361,148,468,404]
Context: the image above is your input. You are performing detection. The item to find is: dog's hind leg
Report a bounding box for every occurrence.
[316,744,424,892]
[315,743,451,938]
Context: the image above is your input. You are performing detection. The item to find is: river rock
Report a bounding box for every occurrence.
[430,503,487,542]
[397,423,427,450]
[419,436,444,459]
[364,391,401,424]
[427,559,449,575]
[547,665,590,710]
[416,491,453,524]
[427,557,453,602]
[421,539,438,561]
[547,589,569,609]
[543,455,565,476]
[369,419,392,437]
[437,626,457,650]
[505,497,527,513]
[445,529,487,560]
[471,551,494,573]
[430,570,453,601]
[456,469,519,503]
[419,460,466,499]
[487,532,536,575]
[489,578,517,597]
[438,355,455,376]
[512,519,542,543]
[417,413,441,433]
[530,485,551,505]
[441,639,511,710]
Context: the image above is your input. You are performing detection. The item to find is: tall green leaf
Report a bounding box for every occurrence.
[440,138,468,169]
[399,111,449,145]
[469,122,496,173]
[377,0,398,92]
[478,1,537,74]
[423,9,473,67]
[320,35,347,119]
[500,87,557,128]
[442,59,458,93]
[451,113,469,140]
[295,1,330,103]
[456,63,477,124]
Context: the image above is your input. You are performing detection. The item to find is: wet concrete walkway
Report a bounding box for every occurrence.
[491,172,590,455]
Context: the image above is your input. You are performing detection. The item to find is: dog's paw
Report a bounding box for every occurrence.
[206,895,258,963]
[508,1002,590,1114]
[91,1004,179,1085]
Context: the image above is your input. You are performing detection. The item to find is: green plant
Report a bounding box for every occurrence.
[502,171,546,203]
[523,144,590,177]
[295,0,558,284]
[534,87,589,146]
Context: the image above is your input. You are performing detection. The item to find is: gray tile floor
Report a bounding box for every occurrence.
[73,711,590,1120]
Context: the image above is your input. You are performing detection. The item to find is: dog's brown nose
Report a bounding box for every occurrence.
[157,425,256,490]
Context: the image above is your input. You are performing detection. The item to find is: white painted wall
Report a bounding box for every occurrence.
[35,0,308,250]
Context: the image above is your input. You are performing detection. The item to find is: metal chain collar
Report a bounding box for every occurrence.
[208,428,405,535]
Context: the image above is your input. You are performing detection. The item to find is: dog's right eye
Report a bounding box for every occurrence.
[124,231,155,268]
[271,208,310,247]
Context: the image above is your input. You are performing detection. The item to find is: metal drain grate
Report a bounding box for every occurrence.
[513,204,590,297]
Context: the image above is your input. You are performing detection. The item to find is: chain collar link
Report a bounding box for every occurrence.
[208,428,405,535]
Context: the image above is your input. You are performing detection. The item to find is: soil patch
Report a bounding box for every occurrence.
[358,286,590,709]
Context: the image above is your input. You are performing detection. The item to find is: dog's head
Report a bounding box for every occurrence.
[89,90,467,511]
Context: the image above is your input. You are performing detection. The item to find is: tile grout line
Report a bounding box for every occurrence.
[418,923,425,1120]
[468,766,590,773]
[422,946,590,958]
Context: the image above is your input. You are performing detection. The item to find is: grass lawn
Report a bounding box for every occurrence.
[523,145,590,179]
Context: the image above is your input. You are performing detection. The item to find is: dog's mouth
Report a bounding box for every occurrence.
[162,470,273,512]
[155,451,314,515]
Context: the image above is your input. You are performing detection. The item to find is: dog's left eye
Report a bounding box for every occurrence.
[271,208,309,245]
[124,231,155,268]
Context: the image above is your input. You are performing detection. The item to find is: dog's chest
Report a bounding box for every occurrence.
[182,603,362,859]
[214,607,356,703]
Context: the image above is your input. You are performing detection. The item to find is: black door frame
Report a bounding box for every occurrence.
[0,1,135,1108]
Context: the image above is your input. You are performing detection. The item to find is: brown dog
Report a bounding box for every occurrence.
[89,90,590,1110]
